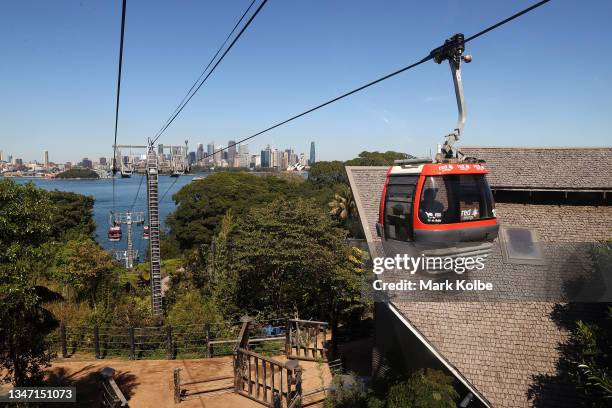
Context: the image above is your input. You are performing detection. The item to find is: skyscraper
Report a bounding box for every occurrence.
[309,142,316,165]
[43,150,49,169]
[197,143,204,161]
[227,140,237,167]
[238,144,249,168]
[260,145,272,168]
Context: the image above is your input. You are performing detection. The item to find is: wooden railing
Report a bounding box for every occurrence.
[234,348,302,407]
[100,367,128,407]
[234,319,303,407]
[285,319,328,362]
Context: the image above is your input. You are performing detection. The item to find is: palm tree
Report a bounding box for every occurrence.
[328,186,357,222]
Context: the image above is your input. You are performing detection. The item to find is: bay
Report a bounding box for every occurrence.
[9,175,201,255]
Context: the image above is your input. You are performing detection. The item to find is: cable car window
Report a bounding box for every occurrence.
[419,174,495,224]
[384,176,417,241]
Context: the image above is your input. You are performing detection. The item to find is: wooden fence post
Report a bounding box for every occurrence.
[94,325,100,359]
[60,322,67,358]
[173,368,181,403]
[166,325,173,360]
[285,319,291,356]
[205,323,211,358]
[294,366,303,407]
[272,391,281,408]
[129,327,135,360]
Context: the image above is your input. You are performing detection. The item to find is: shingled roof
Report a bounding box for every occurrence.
[461,147,612,191]
[346,160,611,407]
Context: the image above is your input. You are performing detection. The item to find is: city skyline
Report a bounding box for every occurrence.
[0,139,315,167]
[2,1,610,164]
[0,138,315,175]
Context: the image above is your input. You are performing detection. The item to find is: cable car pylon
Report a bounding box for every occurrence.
[146,141,163,317]
[111,211,144,268]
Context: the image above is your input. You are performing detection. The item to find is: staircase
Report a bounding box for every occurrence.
[146,147,163,317]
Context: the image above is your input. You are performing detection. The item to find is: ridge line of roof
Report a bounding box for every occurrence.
[462,145,612,150]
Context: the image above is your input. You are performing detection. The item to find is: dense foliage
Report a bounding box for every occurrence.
[324,369,458,408]
[0,180,149,385]
[55,168,99,179]
[168,198,368,345]
[167,172,298,250]
[48,191,95,239]
[0,180,60,385]
[567,243,612,404]
[344,151,413,166]
[308,161,348,186]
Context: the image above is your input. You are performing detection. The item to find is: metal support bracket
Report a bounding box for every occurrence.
[430,33,471,162]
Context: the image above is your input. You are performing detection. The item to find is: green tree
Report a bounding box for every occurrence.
[572,314,612,403]
[208,210,239,318]
[48,190,95,239]
[344,151,412,166]
[307,161,348,186]
[54,168,99,179]
[53,237,115,310]
[0,180,60,386]
[386,369,459,408]
[230,198,367,340]
[168,172,294,250]
[168,289,223,327]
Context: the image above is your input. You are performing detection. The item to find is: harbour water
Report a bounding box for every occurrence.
[10,175,200,253]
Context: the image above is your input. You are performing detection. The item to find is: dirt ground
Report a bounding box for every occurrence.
[43,355,330,407]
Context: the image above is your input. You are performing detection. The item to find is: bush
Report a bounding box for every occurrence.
[386,369,458,408]
[325,373,369,408]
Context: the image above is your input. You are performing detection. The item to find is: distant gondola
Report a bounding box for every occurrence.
[108,224,122,241]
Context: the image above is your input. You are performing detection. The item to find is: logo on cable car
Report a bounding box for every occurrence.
[438,164,454,172]
[425,211,442,223]
[461,208,479,221]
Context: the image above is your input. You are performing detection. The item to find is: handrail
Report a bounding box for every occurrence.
[100,367,128,407]
[234,346,302,407]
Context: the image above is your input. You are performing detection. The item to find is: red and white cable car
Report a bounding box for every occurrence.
[377,161,498,251]
[142,225,150,240]
[376,34,499,263]
[108,224,122,242]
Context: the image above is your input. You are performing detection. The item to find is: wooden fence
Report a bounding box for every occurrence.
[285,319,328,362]
[52,319,287,360]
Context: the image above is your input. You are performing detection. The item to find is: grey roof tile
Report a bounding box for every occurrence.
[461,147,612,190]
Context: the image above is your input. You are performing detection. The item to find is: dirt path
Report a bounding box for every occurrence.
[45,356,330,407]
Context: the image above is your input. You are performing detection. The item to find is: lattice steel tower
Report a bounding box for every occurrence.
[146,143,163,317]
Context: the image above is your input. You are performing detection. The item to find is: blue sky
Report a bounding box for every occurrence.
[1,0,611,163]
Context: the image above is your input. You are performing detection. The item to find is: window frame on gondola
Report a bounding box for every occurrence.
[383,175,418,242]
[418,174,496,225]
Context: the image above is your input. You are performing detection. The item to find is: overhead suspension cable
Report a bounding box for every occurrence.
[159,177,180,203]
[151,0,268,144]
[201,0,551,161]
[111,0,127,214]
[130,174,145,213]
[152,0,258,142]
